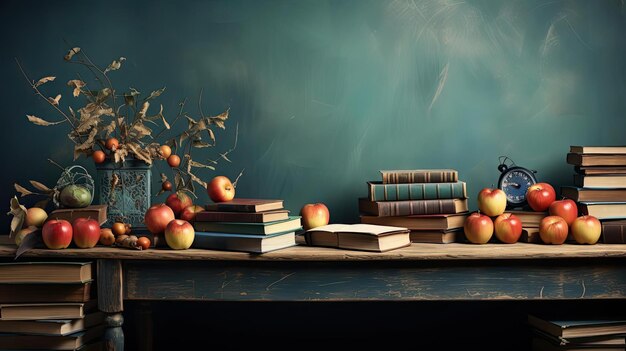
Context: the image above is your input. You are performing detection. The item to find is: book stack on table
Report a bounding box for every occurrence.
[528,314,626,351]
[0,262,103,350]
[192,199,302,253]
[359,169,469,243]
[565,146,626,243]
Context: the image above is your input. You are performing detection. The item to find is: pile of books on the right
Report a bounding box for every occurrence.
[528,314,626,351]
[565,145,626,243]
[359,169,469,243]
[192,198,302,253]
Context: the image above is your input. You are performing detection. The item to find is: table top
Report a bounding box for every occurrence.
[1,242,625,261]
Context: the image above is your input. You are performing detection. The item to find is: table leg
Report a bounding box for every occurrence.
[97,259,124,351]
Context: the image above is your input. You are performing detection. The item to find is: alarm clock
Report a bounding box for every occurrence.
[497,156,537,208]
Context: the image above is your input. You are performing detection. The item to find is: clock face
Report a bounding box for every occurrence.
[499,169,536,204]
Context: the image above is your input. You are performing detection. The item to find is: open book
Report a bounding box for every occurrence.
[304,224,410,252]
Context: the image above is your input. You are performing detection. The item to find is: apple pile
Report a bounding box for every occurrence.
[41,217,101,250]
[465,183,602,245]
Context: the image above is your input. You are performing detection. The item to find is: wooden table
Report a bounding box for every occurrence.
[2,243,626,350]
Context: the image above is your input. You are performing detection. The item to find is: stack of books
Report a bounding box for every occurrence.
[0,262,103,350]
[528,314,626,351]
[512,210,548,243]
[359,169,469,243]
[564,146,626,243]
[193,199,301,253]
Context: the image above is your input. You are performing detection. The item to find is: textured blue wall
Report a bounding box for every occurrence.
[2,0,625,228]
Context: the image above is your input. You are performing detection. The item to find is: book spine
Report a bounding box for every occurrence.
[602,224,626,244]
[382,170,458,184]
[361,199,465,216]
[368,181,466,201]
[195,212,263,223]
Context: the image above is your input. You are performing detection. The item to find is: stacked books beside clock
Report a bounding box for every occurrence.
[192,199,301,253]
[0,262,103,350]
[358,169,469,243]
[565,145,626,243]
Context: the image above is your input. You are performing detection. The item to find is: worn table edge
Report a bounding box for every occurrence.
[0,243,625,261]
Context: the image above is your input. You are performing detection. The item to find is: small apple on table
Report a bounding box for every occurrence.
[300,203,330,231]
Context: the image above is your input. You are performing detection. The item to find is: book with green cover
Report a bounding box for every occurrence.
[528,314,626,338]
[193,216,302,235]
[367,181,467,201]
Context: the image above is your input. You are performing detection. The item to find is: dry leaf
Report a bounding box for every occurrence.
[147,87,166,100]
[209,109,229,129]
[34,198,50,209]
[26,115,65,126]
[96,88,112,104]
[174,172,184,190]
[126,143,152,165]
[15,229,43,259]
[158,105,170,129]
[29,180,53,193]
[114,147,128,163]
[188,171,208,189]
[73,128,98,160]
[14,184,32,197]
[103,120,116,138]
[139,101,150,118]
[189,160,215,170]
[207,129,216,144]
[48,94,61,106]
[35,76,56,87]
[104,57,126,74]
[192,140,211,148]
[160,173,168,183]
[7,196,27,236]
[130,123,152,139]
[64,47,81,61]
[219,152,232,163]
[67,80,86,97]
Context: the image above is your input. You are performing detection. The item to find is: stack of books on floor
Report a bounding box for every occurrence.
[528,314,626,351]
[565,145,626,243]
[0,262,103,350]
[193,199,302,253]
[359,169,469,243]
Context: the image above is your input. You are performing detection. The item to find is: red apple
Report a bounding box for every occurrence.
[494,213,522,244]
[526,183,556,212]
[144,203,176,234]
[166,192,193,217]
[300,203,330,230]
[477,188,507,217]
[549,199,578,226]
[72,218,101,249]
[571,215,601,244]
[180,205,204,222]
[164,219,195,250]
[463,212,494,244]
[539,216,568,244]
[207,176,235,203]
[42,219,73,249]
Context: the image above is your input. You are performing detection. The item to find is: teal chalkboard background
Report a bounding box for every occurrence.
[1,0,625,228]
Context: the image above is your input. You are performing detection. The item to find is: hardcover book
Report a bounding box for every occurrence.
[579,202,626,220]
[0,324,103,350]
[380,169,458,184]
[195,210,290,223]
[360,212,468,230]
[0,262,92,284]
[520,227,541,243]
[48,205,107,226]
[507,210,548,227]
[193,216,302,235]
[567,153,626,167]
[205,199,284,213]
[528,314,626,339]
[304,224,410,252]
[367,181,467,201]
[0,311,103,336]
[573,174,626,188]
[0,282,92,303]
[192,231,296,253]
[570,146,626,154]
[358,198,468,217]
[561,187,626,202]
[409,229,463,244]
[601,219,626,244]
[575,166,626,175]
[0,300,97,320]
